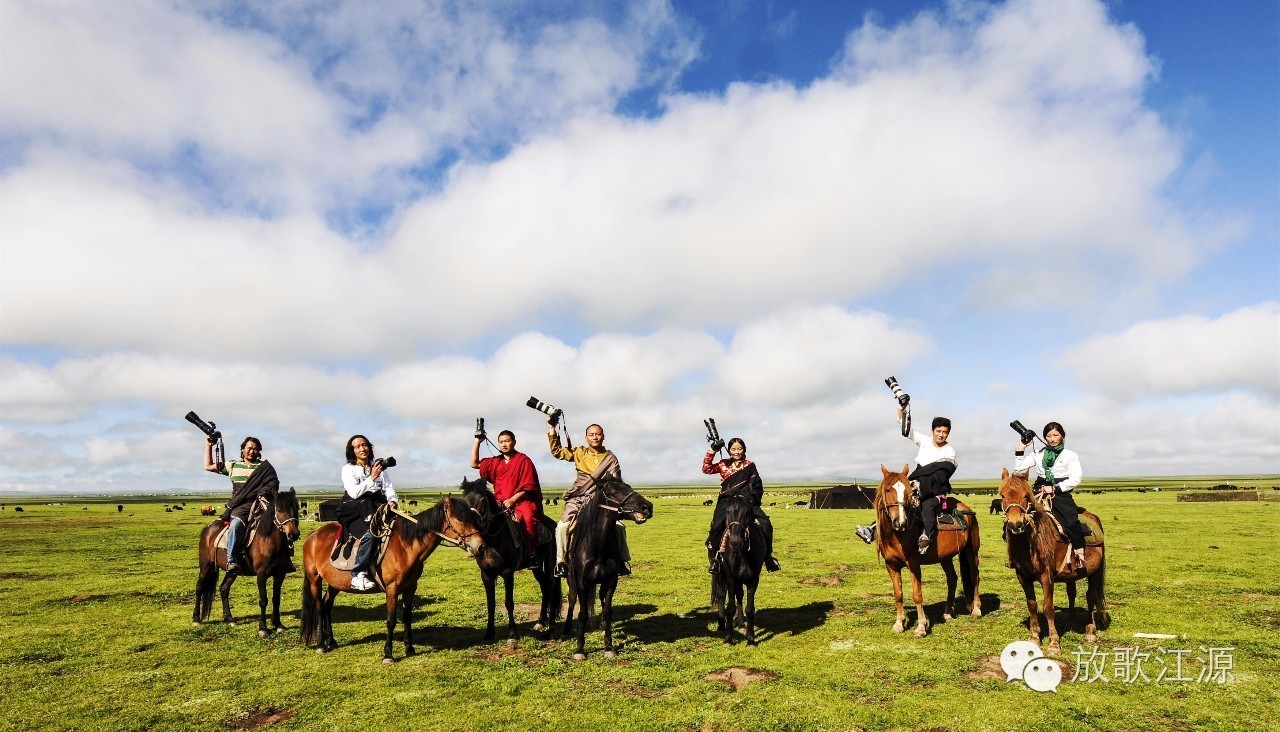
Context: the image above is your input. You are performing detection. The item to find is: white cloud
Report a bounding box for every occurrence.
[1060,302,1280,399]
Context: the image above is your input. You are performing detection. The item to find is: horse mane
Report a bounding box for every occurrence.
[394,497,474,544]
[872,471,903,553]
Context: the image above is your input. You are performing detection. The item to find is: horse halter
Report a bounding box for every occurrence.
[885,479,913,530]
[432,504,482,555]
[1002,490,1037,535]
[725,519,751,551]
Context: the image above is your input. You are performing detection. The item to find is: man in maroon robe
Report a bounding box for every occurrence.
[470,429,544,553]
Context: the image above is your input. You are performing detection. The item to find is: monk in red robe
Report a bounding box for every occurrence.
[470,429,544,553]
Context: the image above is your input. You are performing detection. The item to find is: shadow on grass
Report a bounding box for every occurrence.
[620,600,836,644]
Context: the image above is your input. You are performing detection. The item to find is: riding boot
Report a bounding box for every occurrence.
[709,551,723,574]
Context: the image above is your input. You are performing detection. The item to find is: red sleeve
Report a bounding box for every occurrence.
[514,454,540,494]
[477,457,496,483]
[702,452,719,476]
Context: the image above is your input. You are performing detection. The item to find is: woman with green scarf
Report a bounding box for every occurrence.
[1014,421,1086,568]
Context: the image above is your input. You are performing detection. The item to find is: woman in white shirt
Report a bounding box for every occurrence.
[1014,421,1086,568]
[336,434,397,590]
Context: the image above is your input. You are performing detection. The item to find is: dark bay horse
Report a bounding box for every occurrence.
[459,476,561,645]
[299,497,484,663]
[999,469,1109,654]
[710,495,764,645]
[563,478,652,660]
[874,464,981,637]
[193,487,301,637]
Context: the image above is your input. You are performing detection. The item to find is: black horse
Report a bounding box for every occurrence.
[194,487,301,637]
[710,495,764,645]
[459,476,561,644]
[562,478,653,660]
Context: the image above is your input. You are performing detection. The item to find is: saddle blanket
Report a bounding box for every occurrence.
[936,505,975,532]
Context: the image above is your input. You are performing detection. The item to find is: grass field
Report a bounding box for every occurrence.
[2,479,1278,732]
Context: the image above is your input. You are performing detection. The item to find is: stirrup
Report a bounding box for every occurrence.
[553,562,568,578]
[917,533,931,555]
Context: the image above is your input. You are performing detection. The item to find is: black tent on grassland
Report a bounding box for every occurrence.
[809,484,875,509]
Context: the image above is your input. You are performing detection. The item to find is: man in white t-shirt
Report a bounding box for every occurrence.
[856,408,956,552]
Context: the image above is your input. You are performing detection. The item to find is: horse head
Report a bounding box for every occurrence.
[601,478,653,524]
[440,496,486,557]
[272,487,301,545]
[878,464,913,532]
[458,476,497,522]
[999,468,1035,535]
[723,495,753,555]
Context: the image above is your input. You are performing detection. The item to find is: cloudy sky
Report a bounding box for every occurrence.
[1,0,1277,495]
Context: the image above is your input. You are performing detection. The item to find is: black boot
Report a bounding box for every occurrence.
[554,562,568,578]
[765,557,781,572]
[708,552,722,574]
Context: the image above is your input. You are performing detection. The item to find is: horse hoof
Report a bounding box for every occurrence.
[572,653,587,661]
[914,627,928,638]
[405,647,416,657]
[892,621,905,634]
[382,657,394,665]
[191,621,201,627]
[257,629,268,638]
[603,650,616,659]
[943,613,954,622]
[971,609,982,619]
[227,621,236,627]
[1047,643,1061,656]
[316,647,327,655]
[746,640,757,648]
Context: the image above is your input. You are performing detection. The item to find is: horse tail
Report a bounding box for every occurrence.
[1096,546,1109,628]
[300,570,319,646]
[195,552,217,623]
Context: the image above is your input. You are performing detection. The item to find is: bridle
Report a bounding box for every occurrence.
[1001,482,1038,536]
[881,477,915,531]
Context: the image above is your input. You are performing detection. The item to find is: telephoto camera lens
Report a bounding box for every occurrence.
[376,457,397,469]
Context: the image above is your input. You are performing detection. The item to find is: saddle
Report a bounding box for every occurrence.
[329,506,394,573]
[935,501,975,532]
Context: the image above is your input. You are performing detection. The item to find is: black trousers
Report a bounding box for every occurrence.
[708,501,774,558]
[920,495,942,538]
[1050,490,1087,550]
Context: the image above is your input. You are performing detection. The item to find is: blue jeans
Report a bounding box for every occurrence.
[353,531,375,574]
[226,516,245,567]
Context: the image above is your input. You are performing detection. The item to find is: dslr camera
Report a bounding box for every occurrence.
[884,376,910,407]
[374,456,397,470]
[475,417,486,440]
[1009,420,1037,446]
[184,411,221,440]
[526,397,563,425]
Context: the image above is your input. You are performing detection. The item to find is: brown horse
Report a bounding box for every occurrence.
[874,465,981,637]
[998,469,1109,655]
[299,496,485,663]
[193,487,301,637]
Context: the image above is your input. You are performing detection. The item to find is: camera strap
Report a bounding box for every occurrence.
[899,403,912,438]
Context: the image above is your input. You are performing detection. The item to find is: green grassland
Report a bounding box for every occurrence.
[1,480,1277,732]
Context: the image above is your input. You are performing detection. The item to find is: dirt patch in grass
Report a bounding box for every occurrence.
[800,576,843,587]
[229,707,296,730]
[0,571,39,580]
[965,656,1005,680]
[512,603,542,620]
[704,667,779,691]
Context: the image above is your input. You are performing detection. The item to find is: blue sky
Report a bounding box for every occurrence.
[1,0,1276,494]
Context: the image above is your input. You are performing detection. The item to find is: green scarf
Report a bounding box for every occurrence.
[1041,443,1065,485]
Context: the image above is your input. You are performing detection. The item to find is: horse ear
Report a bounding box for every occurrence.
[1001,467,1010,480]
[902,464,909,476]
[1015,469,1029,479]
[880,464,890,477]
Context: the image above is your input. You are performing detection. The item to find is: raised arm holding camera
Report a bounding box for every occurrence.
[335,435,397,591]
[1014,421,1086,570]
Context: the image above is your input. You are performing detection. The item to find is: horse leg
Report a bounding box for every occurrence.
[402,579,417,656]
[601,576,618,658]
[382,581,399,664]
[271,572,285,633]
[888,565,906,633]
[503,571,519,648]
[192,549,217,626]
[1018,572,1040,645]
[941,559,958,621]
[322,587,339,652]
[482,572,497,642]
[909,565,929,637]
[744,578,759,647]
[256,572,270,637]
[219,572,237,625]
[1041,574,1060,655]
[723,581,738,644]
[1084,571,1100,644]
[967,545,982,618]
[1065,579,1078,636]
[573,582,595,661]
[560,578,577,640]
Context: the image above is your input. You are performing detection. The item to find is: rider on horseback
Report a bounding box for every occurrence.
[703,438,780,573]
[336,435,397,591]
[856,411,956,554]
[204,435,271,573]
[548,420,631,578]
[470,428,545,560]
[1015,421,1086,570]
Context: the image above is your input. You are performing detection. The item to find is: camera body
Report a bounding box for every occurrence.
[475,417,486,440]
[374,456,397,470]
[884,376,910,407]
[526,397,563,425]
[184,411,221,440]
[703,418,725,453]
[1010,420,1037,446]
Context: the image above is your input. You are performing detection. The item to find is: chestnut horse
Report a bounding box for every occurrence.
[562,478,653,660]
[998,469,1108,654]
[299,496,484,663]
[193,487,301,636]
[459,476,561,644]
[874,465,981,637]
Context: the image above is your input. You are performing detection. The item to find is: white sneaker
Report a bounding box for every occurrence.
[350,573,374,591]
